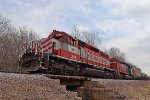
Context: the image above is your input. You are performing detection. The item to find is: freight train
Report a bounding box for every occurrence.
[19,30,145,79]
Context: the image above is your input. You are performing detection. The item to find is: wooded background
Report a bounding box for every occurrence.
[0,14,38,71]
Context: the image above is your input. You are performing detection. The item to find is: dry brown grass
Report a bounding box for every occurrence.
[105,80,150,100]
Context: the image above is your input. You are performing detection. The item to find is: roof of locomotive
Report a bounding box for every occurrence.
[49,30,77,40]
[99,51,109,58]
[77,39,100,52]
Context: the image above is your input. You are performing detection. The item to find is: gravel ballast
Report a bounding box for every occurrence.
[0,72,81,100]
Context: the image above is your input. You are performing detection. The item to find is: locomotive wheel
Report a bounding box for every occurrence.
[103,69,106,78]
[113,72,118,79]
[63,65,67,75]
[48,64,55,74]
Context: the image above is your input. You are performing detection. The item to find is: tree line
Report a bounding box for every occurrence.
[0,14,38,72]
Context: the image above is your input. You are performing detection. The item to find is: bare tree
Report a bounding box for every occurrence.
[72,26,81,38]
[107,47,126,62]
[0,14,12,69]
[0,15,11,35]
[71,26,102,48]
[82,31,102,47]
[0,14,39,72]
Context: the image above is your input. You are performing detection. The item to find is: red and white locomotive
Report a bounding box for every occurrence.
[20,30,140,79]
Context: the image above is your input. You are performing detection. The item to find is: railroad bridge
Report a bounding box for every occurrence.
[44,74,91,89]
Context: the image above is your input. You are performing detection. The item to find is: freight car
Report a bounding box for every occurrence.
[19,30,142,79]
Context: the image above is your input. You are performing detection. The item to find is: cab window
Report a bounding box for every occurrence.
[71,39,76,46]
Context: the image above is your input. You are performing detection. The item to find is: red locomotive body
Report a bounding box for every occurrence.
[20,30,139,79]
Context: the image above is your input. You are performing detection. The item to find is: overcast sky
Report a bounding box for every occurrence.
[0,0,150,75]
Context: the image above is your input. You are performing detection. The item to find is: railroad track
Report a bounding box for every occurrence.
[0,71,144,82]
[0,71,90,81]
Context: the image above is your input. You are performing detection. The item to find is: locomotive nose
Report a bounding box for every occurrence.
[19,53,41,73]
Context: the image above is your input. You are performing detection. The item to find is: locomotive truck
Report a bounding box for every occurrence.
[19,30,143,79]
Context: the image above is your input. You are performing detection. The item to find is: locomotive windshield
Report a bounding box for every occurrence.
[53,32,68,43]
